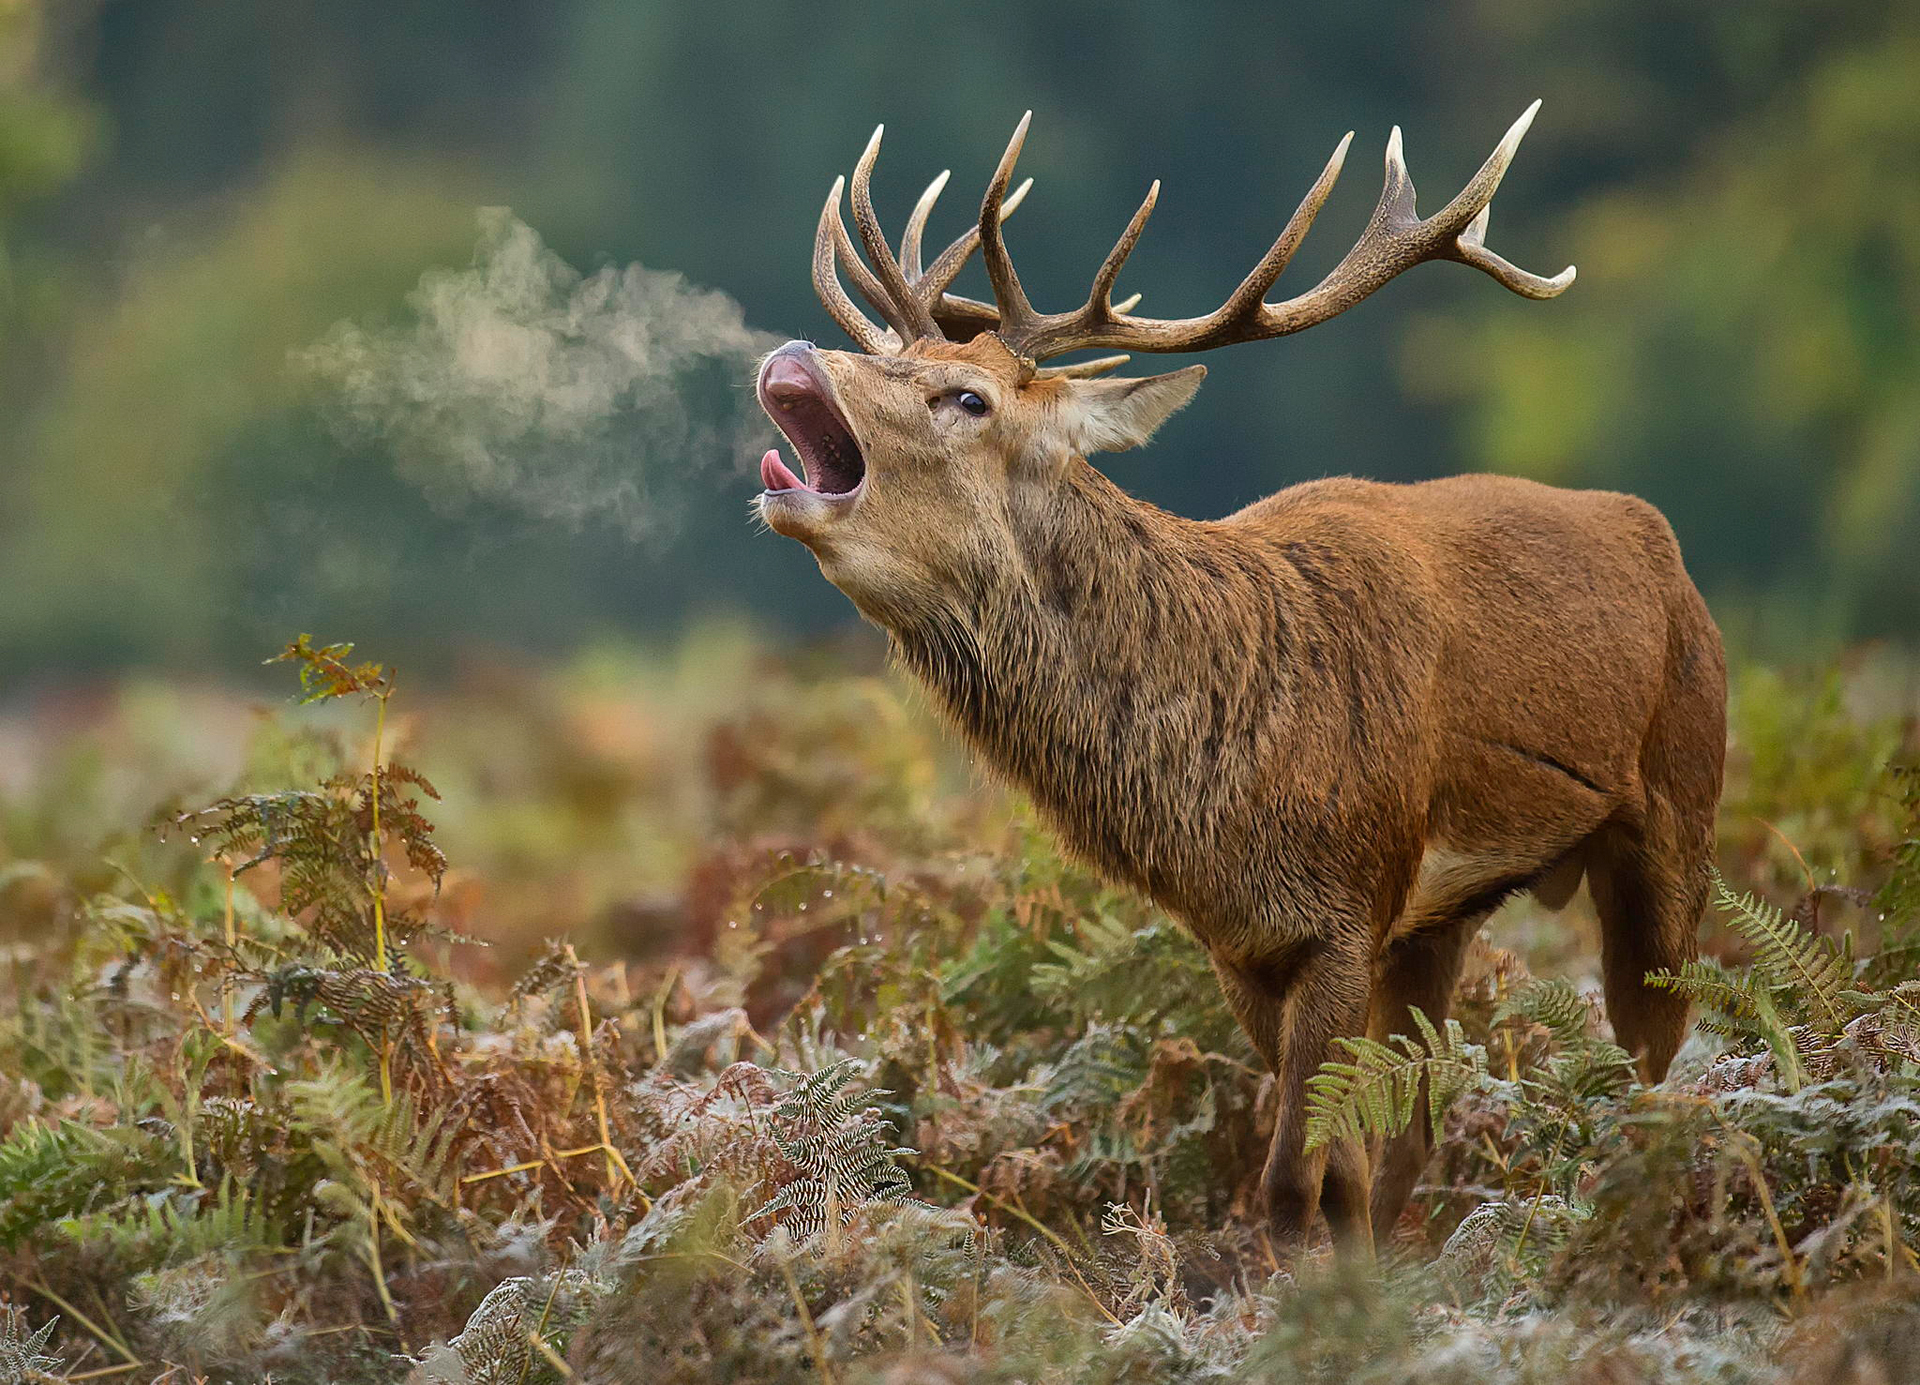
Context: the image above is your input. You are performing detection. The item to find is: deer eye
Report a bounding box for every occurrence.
[955,390,989,417]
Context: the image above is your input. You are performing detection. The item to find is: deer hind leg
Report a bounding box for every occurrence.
[1214,932,1376,1255]
[1364,917,1480,1245]
[1587,805,1711,1082]
[1587,665,1722,1082]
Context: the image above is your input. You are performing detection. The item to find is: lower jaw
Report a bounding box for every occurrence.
[759,487,860,538]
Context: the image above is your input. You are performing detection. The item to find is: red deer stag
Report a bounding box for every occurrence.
[752,104,1726,1255]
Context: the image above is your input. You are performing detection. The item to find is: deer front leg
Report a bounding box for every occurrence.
[1214,931,1376,1255]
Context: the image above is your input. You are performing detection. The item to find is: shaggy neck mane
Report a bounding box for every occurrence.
[884,461,1305,898]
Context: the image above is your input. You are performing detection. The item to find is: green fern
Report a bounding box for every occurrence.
[0,1120,150,1249]
[289,1068,465,1215]
[1717,876,1854,1035]
[1493,977,1593,1043]
[1029,916,1239,1051]
[1303,1009,1489,1151]
[1042,1024,1152,1115]
[58,1176,266,1268]
[1648,876,1861,1090]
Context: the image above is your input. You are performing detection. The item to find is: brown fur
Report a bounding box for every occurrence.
[757,333,1726,1254]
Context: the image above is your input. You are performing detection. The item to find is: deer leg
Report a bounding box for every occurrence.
[1215,932,1375,1254]
[1589,627,1721,1082]
[1364,918,1479,1245]
[1587,808,1708,1082]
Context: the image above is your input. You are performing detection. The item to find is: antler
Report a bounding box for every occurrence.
[979,101,1573,362]
[811,104,1573,363]
[812,125,1033,353]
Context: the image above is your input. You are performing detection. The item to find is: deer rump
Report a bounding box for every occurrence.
[757,108,1727,1256]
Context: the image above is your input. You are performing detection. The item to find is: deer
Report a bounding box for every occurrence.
[751,104,1726,1257]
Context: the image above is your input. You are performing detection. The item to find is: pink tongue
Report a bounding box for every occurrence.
[760,448,808,492]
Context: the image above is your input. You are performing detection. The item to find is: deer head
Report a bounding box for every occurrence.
[755,105,1573,621]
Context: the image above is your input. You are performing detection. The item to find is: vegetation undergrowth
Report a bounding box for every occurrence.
[0,634,1917,1382]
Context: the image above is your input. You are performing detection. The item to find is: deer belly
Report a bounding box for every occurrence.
[1398,841,1541,934]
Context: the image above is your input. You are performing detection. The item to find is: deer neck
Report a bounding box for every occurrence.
[885,462,1296,893]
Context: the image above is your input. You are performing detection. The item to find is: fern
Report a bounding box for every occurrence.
[411,1273,596,1385]
[1649,877,1861,1090]
[0,1305,62,1384]
[58,1177,266,1269]
[1042,1024,1152,1114]
[1030,916,1241,1051]
[1493,977,1593,1044]
[744,1060,921,1244]
[1716,876,1854,1035]
[1303,1009,1489,1151]
[169,634,447,970]
[288,1068,465,1218]
[0,1120,150,1249]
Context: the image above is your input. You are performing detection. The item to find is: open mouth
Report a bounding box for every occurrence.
[757,349,867,498]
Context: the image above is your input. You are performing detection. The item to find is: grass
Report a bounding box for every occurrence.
[0,625,1917,1382]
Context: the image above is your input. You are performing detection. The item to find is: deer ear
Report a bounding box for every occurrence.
[1051,366,1206,455]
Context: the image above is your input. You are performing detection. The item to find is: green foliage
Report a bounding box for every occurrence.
[270,633,393,705]
[0,1120,154,1250]
[58,1177,266,1270]
[1877,764,1920,946]
[1303,1009,1490,1152]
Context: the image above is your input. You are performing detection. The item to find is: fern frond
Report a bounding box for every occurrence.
[1647,959,1762,1023]
[0,1120,148,1250]
[0,1304,63,1382]
[1715,875,1853,1035]
[1493,977,1593,1043]
[743,1060,922,1244]
[1304,1011,1489,1152]
[58,1176,267,1268]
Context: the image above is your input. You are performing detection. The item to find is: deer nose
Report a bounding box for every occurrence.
[760,344,824,401]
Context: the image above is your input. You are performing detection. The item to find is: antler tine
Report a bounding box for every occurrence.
[1211,131,1352,326]
[1034,354,1132,380]
[1264,103,1573,328]
[1003,180,1160,360]
[850,126,940,340]
[813,176,893,354]
[1430,101,1575,297]
[1453,204,1575,298]
[1088,182,1159,314]
[914,175,1031,306]
[976,112,1039,333]
[1429,98,1538,237]
[900,169,950,280]
[825,178,918,347]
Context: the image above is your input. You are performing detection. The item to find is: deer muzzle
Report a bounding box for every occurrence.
[756,344,868,523]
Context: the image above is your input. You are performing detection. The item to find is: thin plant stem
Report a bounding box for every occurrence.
[568,945,624,1190]
[925,1165,1120,1326]
[778,1254,838,1385]
[221,865,237,1031]
[516,1276,567,1385]
[369,687,390,972]
[367,1185,403,1337]
[22,1278,140,1369]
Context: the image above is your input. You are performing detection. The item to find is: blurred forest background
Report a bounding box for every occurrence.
[1,0,1915,683]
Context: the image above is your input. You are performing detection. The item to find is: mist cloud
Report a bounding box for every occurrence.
[299,208,780,538]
